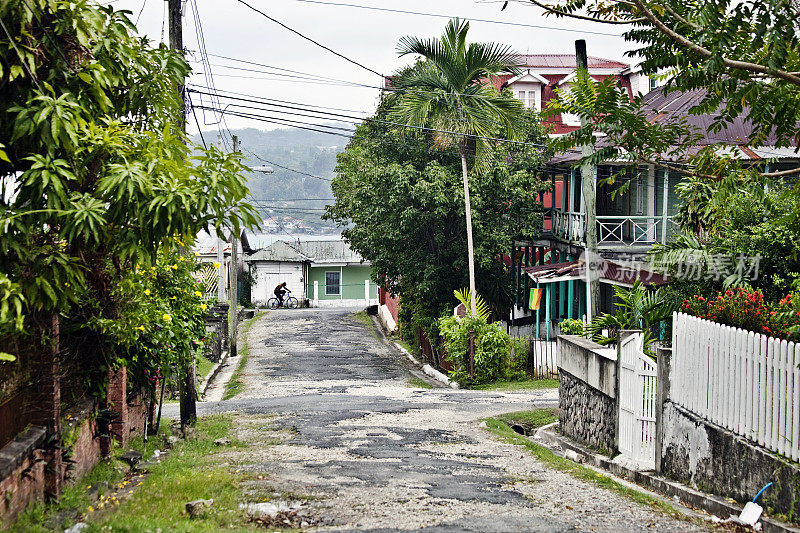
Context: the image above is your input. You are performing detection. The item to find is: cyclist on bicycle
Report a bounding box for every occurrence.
[274,282,289,306]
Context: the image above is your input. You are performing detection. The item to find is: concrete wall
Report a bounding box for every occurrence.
[250,261,305,304]
[661,401,800,518]
[557,335,618,452]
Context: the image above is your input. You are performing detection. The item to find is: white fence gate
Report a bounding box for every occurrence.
[617,332,658,470]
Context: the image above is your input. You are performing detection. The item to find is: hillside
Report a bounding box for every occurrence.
[192,126,349,234]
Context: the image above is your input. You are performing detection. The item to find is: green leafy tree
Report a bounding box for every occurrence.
[530,0,800,171]
[587,280,675,354]
[0,2,257,378]
[325,100,550,340]
[389,18,527,314]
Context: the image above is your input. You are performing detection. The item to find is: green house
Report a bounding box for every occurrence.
[247,238,377,307]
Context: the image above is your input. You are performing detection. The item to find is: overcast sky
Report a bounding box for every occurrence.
[107,0,633,139]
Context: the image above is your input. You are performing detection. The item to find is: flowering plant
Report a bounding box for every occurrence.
[91,245,211,392]
[681,286,800,340]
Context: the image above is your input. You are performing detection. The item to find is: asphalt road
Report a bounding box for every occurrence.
[174,308,709,532]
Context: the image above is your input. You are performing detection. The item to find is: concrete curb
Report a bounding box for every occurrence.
[532,425,800,533]
[200,350,229,399]
[391,341,459,389]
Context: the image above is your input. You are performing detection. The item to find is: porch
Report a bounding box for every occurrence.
[544,164,681,250]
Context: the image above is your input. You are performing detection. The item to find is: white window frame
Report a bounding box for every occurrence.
[324,270,340,295]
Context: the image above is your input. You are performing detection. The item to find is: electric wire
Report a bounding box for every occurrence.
[234,0,383,77]
[190,92,558,150]
[291,0,624,37]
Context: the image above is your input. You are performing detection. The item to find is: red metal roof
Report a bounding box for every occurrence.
[522,259,668,286]
[518,54,629,70]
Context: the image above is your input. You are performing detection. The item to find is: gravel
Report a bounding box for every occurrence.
[192,308,711,532]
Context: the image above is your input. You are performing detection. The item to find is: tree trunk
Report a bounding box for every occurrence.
[459,146,477,315]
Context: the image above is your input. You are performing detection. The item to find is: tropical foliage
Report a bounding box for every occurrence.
[388,18,529,314]
[0,2,256,393]
[681,287,800,341]
[587,280,675,353]
[326,20,551,342]
[558,318,585,336]
[532,0,800,180]
[439,290,513,386]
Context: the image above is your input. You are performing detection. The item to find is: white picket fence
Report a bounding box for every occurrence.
[672,312,800,460]
[529,340,559,379]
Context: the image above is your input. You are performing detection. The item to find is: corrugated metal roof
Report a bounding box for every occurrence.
[523,259,668,286]
[549,87,800,163]
[246,238,367,265]
[294,239,365,264]
[519,54,629,70]
[246,240,311,263]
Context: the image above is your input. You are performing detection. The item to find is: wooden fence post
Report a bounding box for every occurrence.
[469,329,475,379]
[655,346,672,474]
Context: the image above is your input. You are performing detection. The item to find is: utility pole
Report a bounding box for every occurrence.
[229,136,240,359]
[216,134,226,302]
[170,0,196,427]
[575,39,600,322]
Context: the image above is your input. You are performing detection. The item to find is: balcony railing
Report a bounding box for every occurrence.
[551,211,677,247]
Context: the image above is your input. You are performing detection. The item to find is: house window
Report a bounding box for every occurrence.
[325,271,340,295]
[649,77,658,92]
[518,90,526,105]
[528,90,538,111]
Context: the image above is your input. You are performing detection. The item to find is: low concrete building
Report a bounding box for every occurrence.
[246,238,378,307]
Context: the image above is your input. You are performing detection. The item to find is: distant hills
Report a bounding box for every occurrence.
[192,125,350,234]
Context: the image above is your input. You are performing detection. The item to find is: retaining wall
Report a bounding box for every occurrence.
[0,365,151,527]
[557,335,618,452]
[661,401,800,519]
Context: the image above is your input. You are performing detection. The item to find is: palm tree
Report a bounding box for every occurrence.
[391,18,524,314]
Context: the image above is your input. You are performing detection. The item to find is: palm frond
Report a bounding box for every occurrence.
[454,288,491,321]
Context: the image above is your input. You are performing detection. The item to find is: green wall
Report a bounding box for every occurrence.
[306,265,378,300]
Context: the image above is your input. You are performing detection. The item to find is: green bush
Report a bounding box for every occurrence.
[439,290,511,386]
[558,318,584,336]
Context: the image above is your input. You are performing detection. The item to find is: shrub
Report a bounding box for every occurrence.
[439,289,511,386]
[681,286,800,341]
[558,318,584,336]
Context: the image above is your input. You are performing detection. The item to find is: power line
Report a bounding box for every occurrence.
[188,83,374,114]
[291,0,624,37]
[234,0,383,77]
[204,53,373,89]
[190,90,556,150]
[241,147,335,182]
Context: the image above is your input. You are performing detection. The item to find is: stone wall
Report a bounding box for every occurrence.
[661,401,800,519]
[559,370,617,452]
[557,335,618,453]
[204,302,229,362]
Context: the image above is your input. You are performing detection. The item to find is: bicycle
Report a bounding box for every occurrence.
[267,290,299,309]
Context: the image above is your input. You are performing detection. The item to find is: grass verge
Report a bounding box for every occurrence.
[10,428,168,532]
[472,378,559,391]
[196,353,215,387]
[88,414,257,532]
[483,412,686,521]
[222,314,260,401]
[495,408,558,429]
[351,310,373,327]
[407,377,433,389]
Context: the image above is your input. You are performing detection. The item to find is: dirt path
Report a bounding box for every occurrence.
[193,308,710,532]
